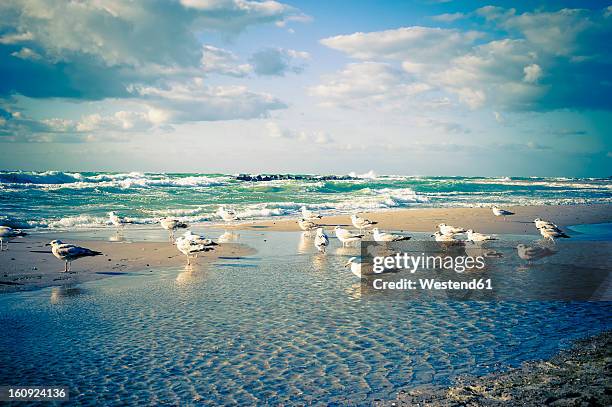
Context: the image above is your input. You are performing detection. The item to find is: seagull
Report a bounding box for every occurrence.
[492,206,514,220]
[534,218,558,229]
[108,211,130,230]
[175,236,214,265]
[517,244,557,262]
[344,257,363,278]
[437,223,466,235]
[431,231,460,243]
[466,229,497,242]
[301,206,322,220]
[160,218,189,241]
[182,230,218,247]
[46,240,102,272]
[218,206,239,222]
[0,226,27,251]
[335,226,364,247]
[538,226,570,241]
[351,214,377,232]
[298,218,318,231]
[314,228,329,253]
[372,228,411,242]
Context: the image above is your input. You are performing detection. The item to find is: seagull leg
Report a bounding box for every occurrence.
[64,261,68,272]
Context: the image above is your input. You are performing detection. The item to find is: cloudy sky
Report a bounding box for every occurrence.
[0,0,611,176]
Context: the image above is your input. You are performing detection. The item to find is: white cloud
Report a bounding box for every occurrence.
[432,12,466,23]
[523,63,542,83]
[201,45,252,77]
[265,122,334,144]
[309,62,431,109]
[10,47,42,60]
[318,6,612,112]
[320,26,482,63]
[131,78,286,122]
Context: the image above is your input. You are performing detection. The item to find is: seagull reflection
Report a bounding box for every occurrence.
[108,233,127,242]
[464,242,503,259]
[175,264,208,285]
[298,232,313,254]
[335,246,360,257]
[311,252,328,271]
[218,231,239,243]
[50,286,86,304]
[517,243,557,263]
[344,282,362,300]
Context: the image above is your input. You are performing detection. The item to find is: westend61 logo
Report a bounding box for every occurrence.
[358,240,611,301]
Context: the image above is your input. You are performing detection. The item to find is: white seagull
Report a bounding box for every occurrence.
[372,228,411,242]
[534,218,558,229]
[218,206,239,222]
[344,257,363,278]
[160,218,189,241]
[301,206,322,220]
[0,226,27,251]
[437,223,466,235]
[517,244,557,262]
[46,240,102,272]
[335,226,364,247]
[466,229,497,242]
[182,230,218,247]
[108,211,130,230]
[431,231,460,243]
[175,235,214,265]
[539,226,570,241]
[298,218,318,231]
[351,214,377,232]
[314,228,329,253]
[492,206,514,220]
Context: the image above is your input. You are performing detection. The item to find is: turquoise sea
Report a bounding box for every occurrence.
[1,171,610,230]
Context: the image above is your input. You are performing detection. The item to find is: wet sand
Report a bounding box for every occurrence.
[0,236,253,293]
[378,331,612,406]
[230,204,612,234]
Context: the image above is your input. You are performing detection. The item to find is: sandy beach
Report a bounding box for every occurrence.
[0,236,253,294]
[230,204,612,234]
[1,204,609,295]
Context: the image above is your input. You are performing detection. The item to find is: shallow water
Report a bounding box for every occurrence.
[0,230,610,405]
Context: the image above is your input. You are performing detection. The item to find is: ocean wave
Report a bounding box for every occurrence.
[0,171,229,190]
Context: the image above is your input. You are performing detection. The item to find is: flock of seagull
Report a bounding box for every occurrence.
[0,204,571,273]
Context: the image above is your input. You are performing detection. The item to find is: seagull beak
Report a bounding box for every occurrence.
[45,243,51,246]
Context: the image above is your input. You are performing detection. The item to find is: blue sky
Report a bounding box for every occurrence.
[0,0,611,176]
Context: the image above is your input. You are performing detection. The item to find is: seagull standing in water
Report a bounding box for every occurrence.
[431,231,461,243]
[175,235,215,265]
[160,218,189,241]
[314,228,329,253]
[344,257,363,278]
[182,230,218,247]
[351,214,377,232]
[372,228,411,242]
[492,206,514,220]
[0,226,27,251]
[301,206,322,220]
[437,223,466,235]
[298,218,318,232]
[47,240,102,272]
[218,206,239,223]
[538,225,570,241]
[335,226,363,247]
[466,229,497,243]
[108,211,130,231]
